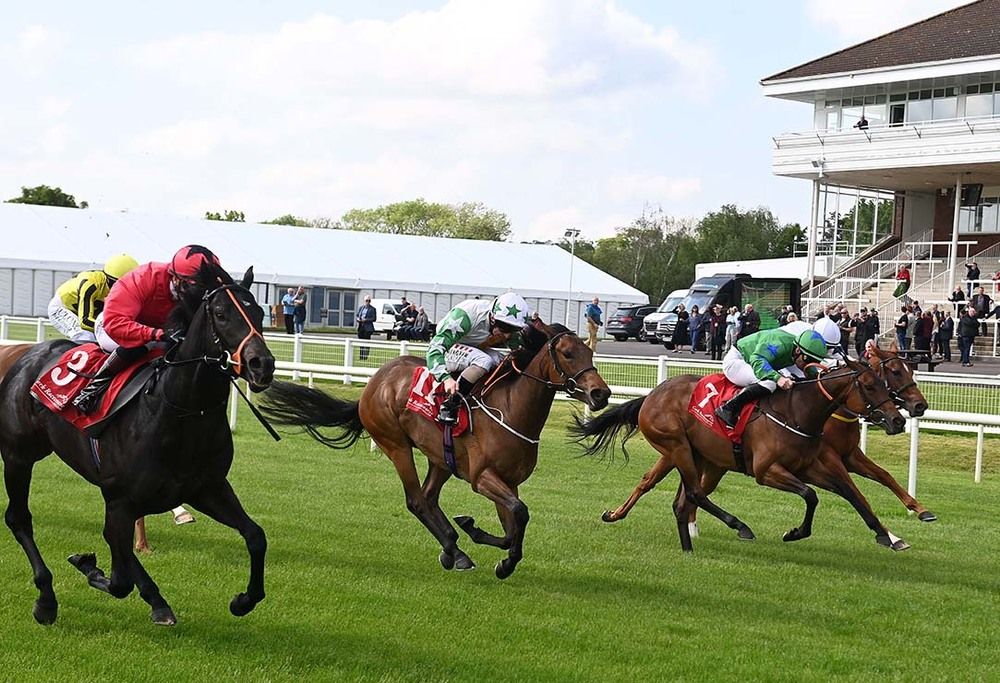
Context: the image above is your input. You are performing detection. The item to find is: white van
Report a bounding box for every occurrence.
[641,289,688,344]
[368,299,405,337]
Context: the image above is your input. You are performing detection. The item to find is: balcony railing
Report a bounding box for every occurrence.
[774,113,1000,149]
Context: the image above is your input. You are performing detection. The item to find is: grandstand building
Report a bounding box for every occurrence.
[763,0,1000,339]
[0,203,646,334]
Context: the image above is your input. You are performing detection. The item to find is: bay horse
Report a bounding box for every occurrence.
[571,356,907,552]
[598,345,935,549]
[261,321,611,578]
[0,264,274,625]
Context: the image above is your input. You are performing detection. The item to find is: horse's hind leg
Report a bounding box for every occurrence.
[682,463,734,540]
[602,453,674,523]
[469,468,528,579]
[421,463,474,571]
[188,480,267,617]
[3,457,58,625]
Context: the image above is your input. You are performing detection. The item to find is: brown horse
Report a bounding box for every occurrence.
[261,321,611,578]
[599,345,934,549]
[0,343,33,379]
[572,357,908,552]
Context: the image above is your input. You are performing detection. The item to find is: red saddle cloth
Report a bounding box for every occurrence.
[688,373,757,444]
[405,367,471,436]
[30,343,155,432]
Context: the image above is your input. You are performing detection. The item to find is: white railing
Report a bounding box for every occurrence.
[774,114,1000,148]
[2,317,994,489]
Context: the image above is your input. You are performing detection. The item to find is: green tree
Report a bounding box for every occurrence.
[694,205,800,264]
[205,209,245,222]
[340,199,510,241]
[264,214,311,227]
[6,185,87,208]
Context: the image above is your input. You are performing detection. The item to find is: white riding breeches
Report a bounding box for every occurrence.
[48,296,96,343]
[445,343,503,375]
[721,346,777,392]
[94,313,119,353]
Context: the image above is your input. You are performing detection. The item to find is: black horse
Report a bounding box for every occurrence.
[0,263,274,626]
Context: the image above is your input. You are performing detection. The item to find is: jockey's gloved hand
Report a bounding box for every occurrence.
[158,329,184,346]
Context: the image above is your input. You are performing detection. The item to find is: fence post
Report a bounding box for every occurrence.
[36,318,45,342]
[657,355,668,385]
[343,339,354,385]
[0,315,7,340]
[907,417,919,498]
[229,381,238,430]
[292,334,302,381]
[400,340,409,358]
[859,421,868,453]
[975,424,984,483]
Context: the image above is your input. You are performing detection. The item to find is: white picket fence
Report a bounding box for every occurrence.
[2,317,994,490]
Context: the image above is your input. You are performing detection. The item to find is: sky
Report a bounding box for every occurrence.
[0,0,968,243]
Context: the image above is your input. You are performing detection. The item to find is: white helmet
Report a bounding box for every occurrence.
[492,292,529,328]
[812,316,841,349]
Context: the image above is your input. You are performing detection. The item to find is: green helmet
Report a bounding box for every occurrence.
[796,329,829,363]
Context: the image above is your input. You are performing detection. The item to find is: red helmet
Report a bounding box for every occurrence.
[169,245,221,278]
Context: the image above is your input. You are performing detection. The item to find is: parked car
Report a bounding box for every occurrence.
[369,299,405,337]
[642,289,688,344]
[605,304,658,341]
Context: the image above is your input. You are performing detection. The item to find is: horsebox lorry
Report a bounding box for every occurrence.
[654,274,802,349]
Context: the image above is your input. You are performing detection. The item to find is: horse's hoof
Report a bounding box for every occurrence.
[151,606,177,626]
[601,510,617,523]
[454,552,476,571]
[229,593,257,617]
[439,550,455,570]
[782,528,808,542]
[32,599,58,626]
[737,526,755,541]
[917,511,938,523]
[890,539,911,552]
[67,552,97,574]
[494,560,516,580]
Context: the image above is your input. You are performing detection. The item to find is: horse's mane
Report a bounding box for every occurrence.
[166,262,235,334]
[510,321,570,367]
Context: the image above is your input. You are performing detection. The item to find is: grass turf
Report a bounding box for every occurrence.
[0,390,998,682]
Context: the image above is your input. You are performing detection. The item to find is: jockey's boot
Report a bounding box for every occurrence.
[437,377,474,425]
[72,347,140,414]
[714,383,772,429]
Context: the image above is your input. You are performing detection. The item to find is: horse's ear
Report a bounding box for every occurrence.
[887,339,898,354]
[240,266,254,289]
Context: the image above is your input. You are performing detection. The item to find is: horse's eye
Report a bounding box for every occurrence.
[215,310,226,320]
[562,351,574,360]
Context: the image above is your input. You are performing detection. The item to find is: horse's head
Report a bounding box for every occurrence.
[519,319,611,410]
[836,356,907,435]
[167,263,275,392]
[870,342,928,417]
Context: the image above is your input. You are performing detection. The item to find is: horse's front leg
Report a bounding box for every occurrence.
[468,468,528,580]
[422,463,474,571]
[188,480,267,616]
[843,446,936,521]
[753,461,818,542]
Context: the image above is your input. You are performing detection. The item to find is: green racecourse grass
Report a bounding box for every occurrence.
[1,386,998,682]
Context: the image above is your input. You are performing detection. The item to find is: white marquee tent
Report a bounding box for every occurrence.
[0,203,647,333]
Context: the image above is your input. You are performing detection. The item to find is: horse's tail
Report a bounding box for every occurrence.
[568,396,646,462]
[260,380,365,449]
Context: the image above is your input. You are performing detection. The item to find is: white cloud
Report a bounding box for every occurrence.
[129,118,267,160]
[2,25,65,77]
[525,206,636,243]
[806,0,965,43]
[607,174,701,203]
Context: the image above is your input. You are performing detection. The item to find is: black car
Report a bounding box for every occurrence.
[605,305,657,341]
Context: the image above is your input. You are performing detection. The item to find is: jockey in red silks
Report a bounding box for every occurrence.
[72,245,223,414]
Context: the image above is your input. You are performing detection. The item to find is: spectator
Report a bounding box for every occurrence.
[958,306,978,367]
[910,300,922,318]
[827,304,843,324]
[584,296,603,352]
[355,295,377,361]
[838,312,852,356]
[777,305,791,326]
[854,114,869,130]
[724,306,741,352]
[708,304,726,361]
[786,312,798,322]
[671,303,689,352]
[906,306,919,350]
[740,303,760,339]
[893,264,911,302]
[949,285,966,313]
[397,302,418,340]
[930,304,942,356]
[939,310,954,362]
[293,286,307,334]
[866,309,880,342]
[852,311,867,358]
[914,311,933,353]
[966,261,981,297]
[971,286,993,336]
[412,306,430,341]
[688,305,704,354]
[281,287,296,334]
[895,306,909,350]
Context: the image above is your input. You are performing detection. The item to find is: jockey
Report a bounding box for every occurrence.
[427,292,531,424]
[48,253,139,343]
[781,315,843,357]
[72,245,222,414]
[714,327,831,429]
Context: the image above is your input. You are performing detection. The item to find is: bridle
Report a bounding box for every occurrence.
[812,362,898,424]
[510,330,599,397]
[872,354,918,407]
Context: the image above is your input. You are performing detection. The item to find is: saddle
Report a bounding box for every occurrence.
[404,367,472,436]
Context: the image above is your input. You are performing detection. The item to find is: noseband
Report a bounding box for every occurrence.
[874,355,918,407]
[815,363,898,424]
[512,331,598,396]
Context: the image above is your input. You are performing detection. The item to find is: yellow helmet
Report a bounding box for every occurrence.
[103,253,139,281]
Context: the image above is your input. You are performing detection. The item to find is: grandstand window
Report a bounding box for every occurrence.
[906,98,932,123]
[932,96,957,120]
[959,196,1000,234]
[966,92,994,117]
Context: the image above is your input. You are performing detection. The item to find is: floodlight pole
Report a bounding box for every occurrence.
[564,228,580,327]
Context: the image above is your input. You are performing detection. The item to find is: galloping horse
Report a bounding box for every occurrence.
[572,357,907,552]
[598,345,934,548]
[0,264,274,625]
[261,321,611,578]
